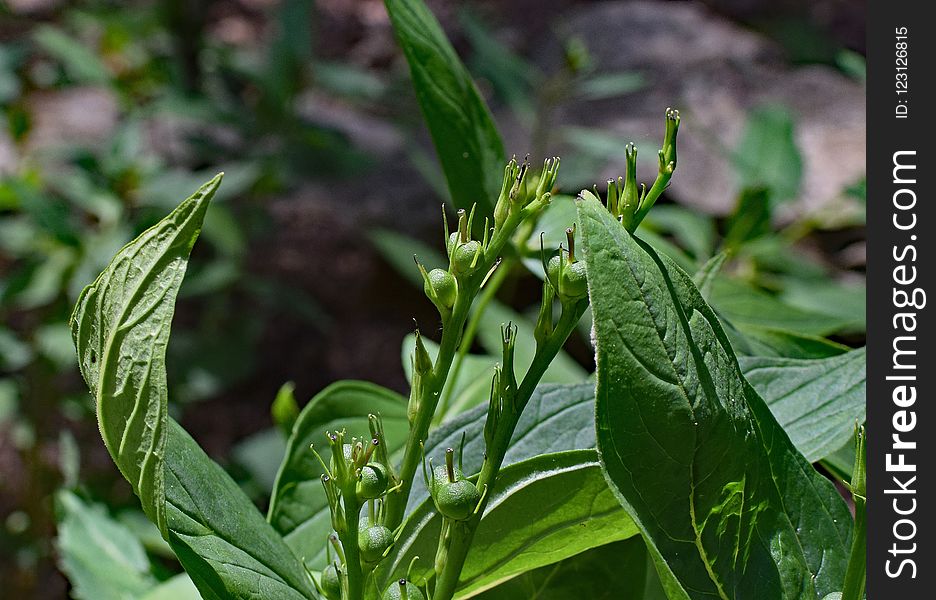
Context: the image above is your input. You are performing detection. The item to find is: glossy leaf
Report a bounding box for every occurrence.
[70,175,317,600]
[384,0,505,214]
[739,348,866,462]
[578,193,851,599]
[376,451,638,598]
[268,381,408,570]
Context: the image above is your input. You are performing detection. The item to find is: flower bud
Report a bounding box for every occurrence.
[383,579,425,600]
[424,268,457,309]
[320,563,341,600]
[358,523,394,563]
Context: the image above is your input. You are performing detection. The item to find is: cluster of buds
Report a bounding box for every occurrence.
[313,416,401,599]
[493,156,560,234]
[597,108,680,232]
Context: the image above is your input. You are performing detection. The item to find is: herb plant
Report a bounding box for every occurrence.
[66,1,866,599]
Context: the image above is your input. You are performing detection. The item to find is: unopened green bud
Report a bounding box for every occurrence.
[451,240,482,275]
[358,524,394,563]
[320,563,341,600]
[424,268,457,309]
[357,462,389,499]
[383,579,425,600]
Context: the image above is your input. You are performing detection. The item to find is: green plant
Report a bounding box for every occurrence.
[64,1,866,599]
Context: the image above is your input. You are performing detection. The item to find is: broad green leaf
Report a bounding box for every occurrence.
[55,491,156,600]
[471,537,657,600]
[376,451,638,598]
[384,0,505,214]
[70,175,317,600]
[71,174,221,533]
[578,193,851,599]
[164,419,316,600]
[268,381,409,570]
[739,348,866,462]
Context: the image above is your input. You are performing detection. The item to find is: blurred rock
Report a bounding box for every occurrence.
[535,1,864,216]
[25,86,119,155]
[4,0,63,15]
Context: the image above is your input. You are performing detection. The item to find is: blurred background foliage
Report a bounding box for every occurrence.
[0,0,864,597]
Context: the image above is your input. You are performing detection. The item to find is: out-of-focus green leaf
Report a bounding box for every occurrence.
[272,381,300,435]
[139,574,202,600]
[732,106,802,202]
[34,26,111,84]
[710,278,852,337]
[384,0,505,214]
[723,187,772,249]
[55,491,156,600]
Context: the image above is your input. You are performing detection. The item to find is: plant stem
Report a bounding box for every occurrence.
[841,497,866,600]
[384,206,540,529]
[430,299,588,600]
[842,426,866,600]
[435,258,514,422]
[338,484,364,600]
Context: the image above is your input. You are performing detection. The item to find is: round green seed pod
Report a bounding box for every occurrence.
[320,563,341,600]
[358,525,394,563]
[560,260,588,299]
[433,479,481,521]
[383,578,425,600]
[357,463,389,499]
[429,464,463,498]
[451,240,482,275]
[447,231,460,256]
[546,256,587,301]
[425,268,457,308]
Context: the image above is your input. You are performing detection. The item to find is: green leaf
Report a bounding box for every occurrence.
[34,26,111,84]
[139,574,202,600]
[164,419,316,600]
[384,0,505,213]
[732,106,802,202]
[709,278,851,337]
[55,491,157,600]
[268,381,409,570]
[739,348,866,462]
[578,192,851,599]
[70,174,222,534]
[376,450,638,598]
[730,325,850,359]
[472,537,657,600]
[70,175,317,600]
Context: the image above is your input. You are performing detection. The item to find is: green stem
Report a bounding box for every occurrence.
[338,483,364,600]
[384,204,543,529]
[435,258,514,422]
[430,299,588,600]
[841,497,866,600]
[338,485,364,600]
